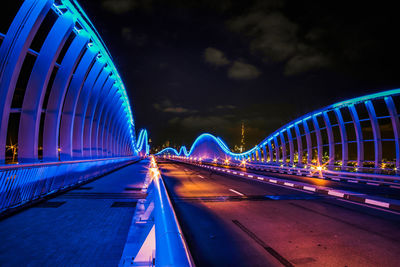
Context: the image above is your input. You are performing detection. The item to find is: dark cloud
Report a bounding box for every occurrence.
[101,0,152,14]
[153,99,196,114]
[227,5,331,75]
[227,61,261,80]
[204,47,230,66]
[101,0,136,14]
[121,27,133,41]
[73,0,400,149]
[215,105,236,109]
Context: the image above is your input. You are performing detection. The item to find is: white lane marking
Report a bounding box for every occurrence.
[328,190,344,198]
[248,175,253,178]
[367,182,379,186]
[348,180,358,183]
[193,163,400,213]
[198,175,204,179]
[390,185,400,189]
[240,173,244,176]
[303,186,316,192]
[336,198,400,215]
[229,189,245,196]
[365,199,390,208]
[257,177,264,180]
[331,178,340,181]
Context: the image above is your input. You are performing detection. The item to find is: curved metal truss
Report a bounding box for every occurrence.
[0,0,140,164]
[158,89,400,175]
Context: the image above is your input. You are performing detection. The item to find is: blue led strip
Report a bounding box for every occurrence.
[157,88,400,172]
[51,0,135,147]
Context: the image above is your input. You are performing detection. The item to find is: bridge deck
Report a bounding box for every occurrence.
[0,159,149,267]
[159,160,400,267]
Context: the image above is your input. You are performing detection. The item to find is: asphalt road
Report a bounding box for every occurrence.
[158,160,400,267]
[207,163,400,200]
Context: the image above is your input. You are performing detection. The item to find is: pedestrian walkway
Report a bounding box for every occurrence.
[0,159,150,267]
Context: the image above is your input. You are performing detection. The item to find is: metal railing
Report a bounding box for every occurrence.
[0,156,138,213]
[150,157,194,267]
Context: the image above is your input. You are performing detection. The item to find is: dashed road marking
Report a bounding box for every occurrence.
[229,189,245,196]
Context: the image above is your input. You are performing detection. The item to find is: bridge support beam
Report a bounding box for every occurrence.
[349,104,364,168]
[385,96,400,170]
[18,12,75,163]
[0,0,53,163]
[83,70,112,158]
[312,115,323,165]
[60,46,98,160]
[43,32,89,161]
[365,100,382,169]
[294,123,303,165]
[72,59,105,159]
[323,111,335,168]
[303,120,312,165]
[334,108,348,169]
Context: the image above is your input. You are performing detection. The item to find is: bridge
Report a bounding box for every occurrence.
[0,1,399,267]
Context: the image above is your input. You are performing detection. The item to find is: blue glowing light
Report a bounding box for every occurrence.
[157,88,400,166]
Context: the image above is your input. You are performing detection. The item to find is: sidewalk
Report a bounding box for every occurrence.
[0,159,150,267]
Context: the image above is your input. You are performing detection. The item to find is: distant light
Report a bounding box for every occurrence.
[316,166,323,171]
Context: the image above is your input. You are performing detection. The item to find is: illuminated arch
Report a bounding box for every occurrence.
[0,0,139,163]
[158,89,400,174]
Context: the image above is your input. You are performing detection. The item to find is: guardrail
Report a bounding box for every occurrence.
[162,156,400,187]
[150,157,194,267]
[0,157,138,214]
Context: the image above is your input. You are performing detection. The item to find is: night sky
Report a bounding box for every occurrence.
[78,0,400,151]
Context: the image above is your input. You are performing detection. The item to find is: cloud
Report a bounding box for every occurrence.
[284,52,330,75]
[227,5,331,75]
[229,12,297,62]
[163,107,189,113]
[101,0,152,14]
[153,99,196,114]
[216,105,236,109]
[101,0,136,14]
[227,61,261,80]
[204,47,230,66]
[121,27,133,41]
[180,115,230,129]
